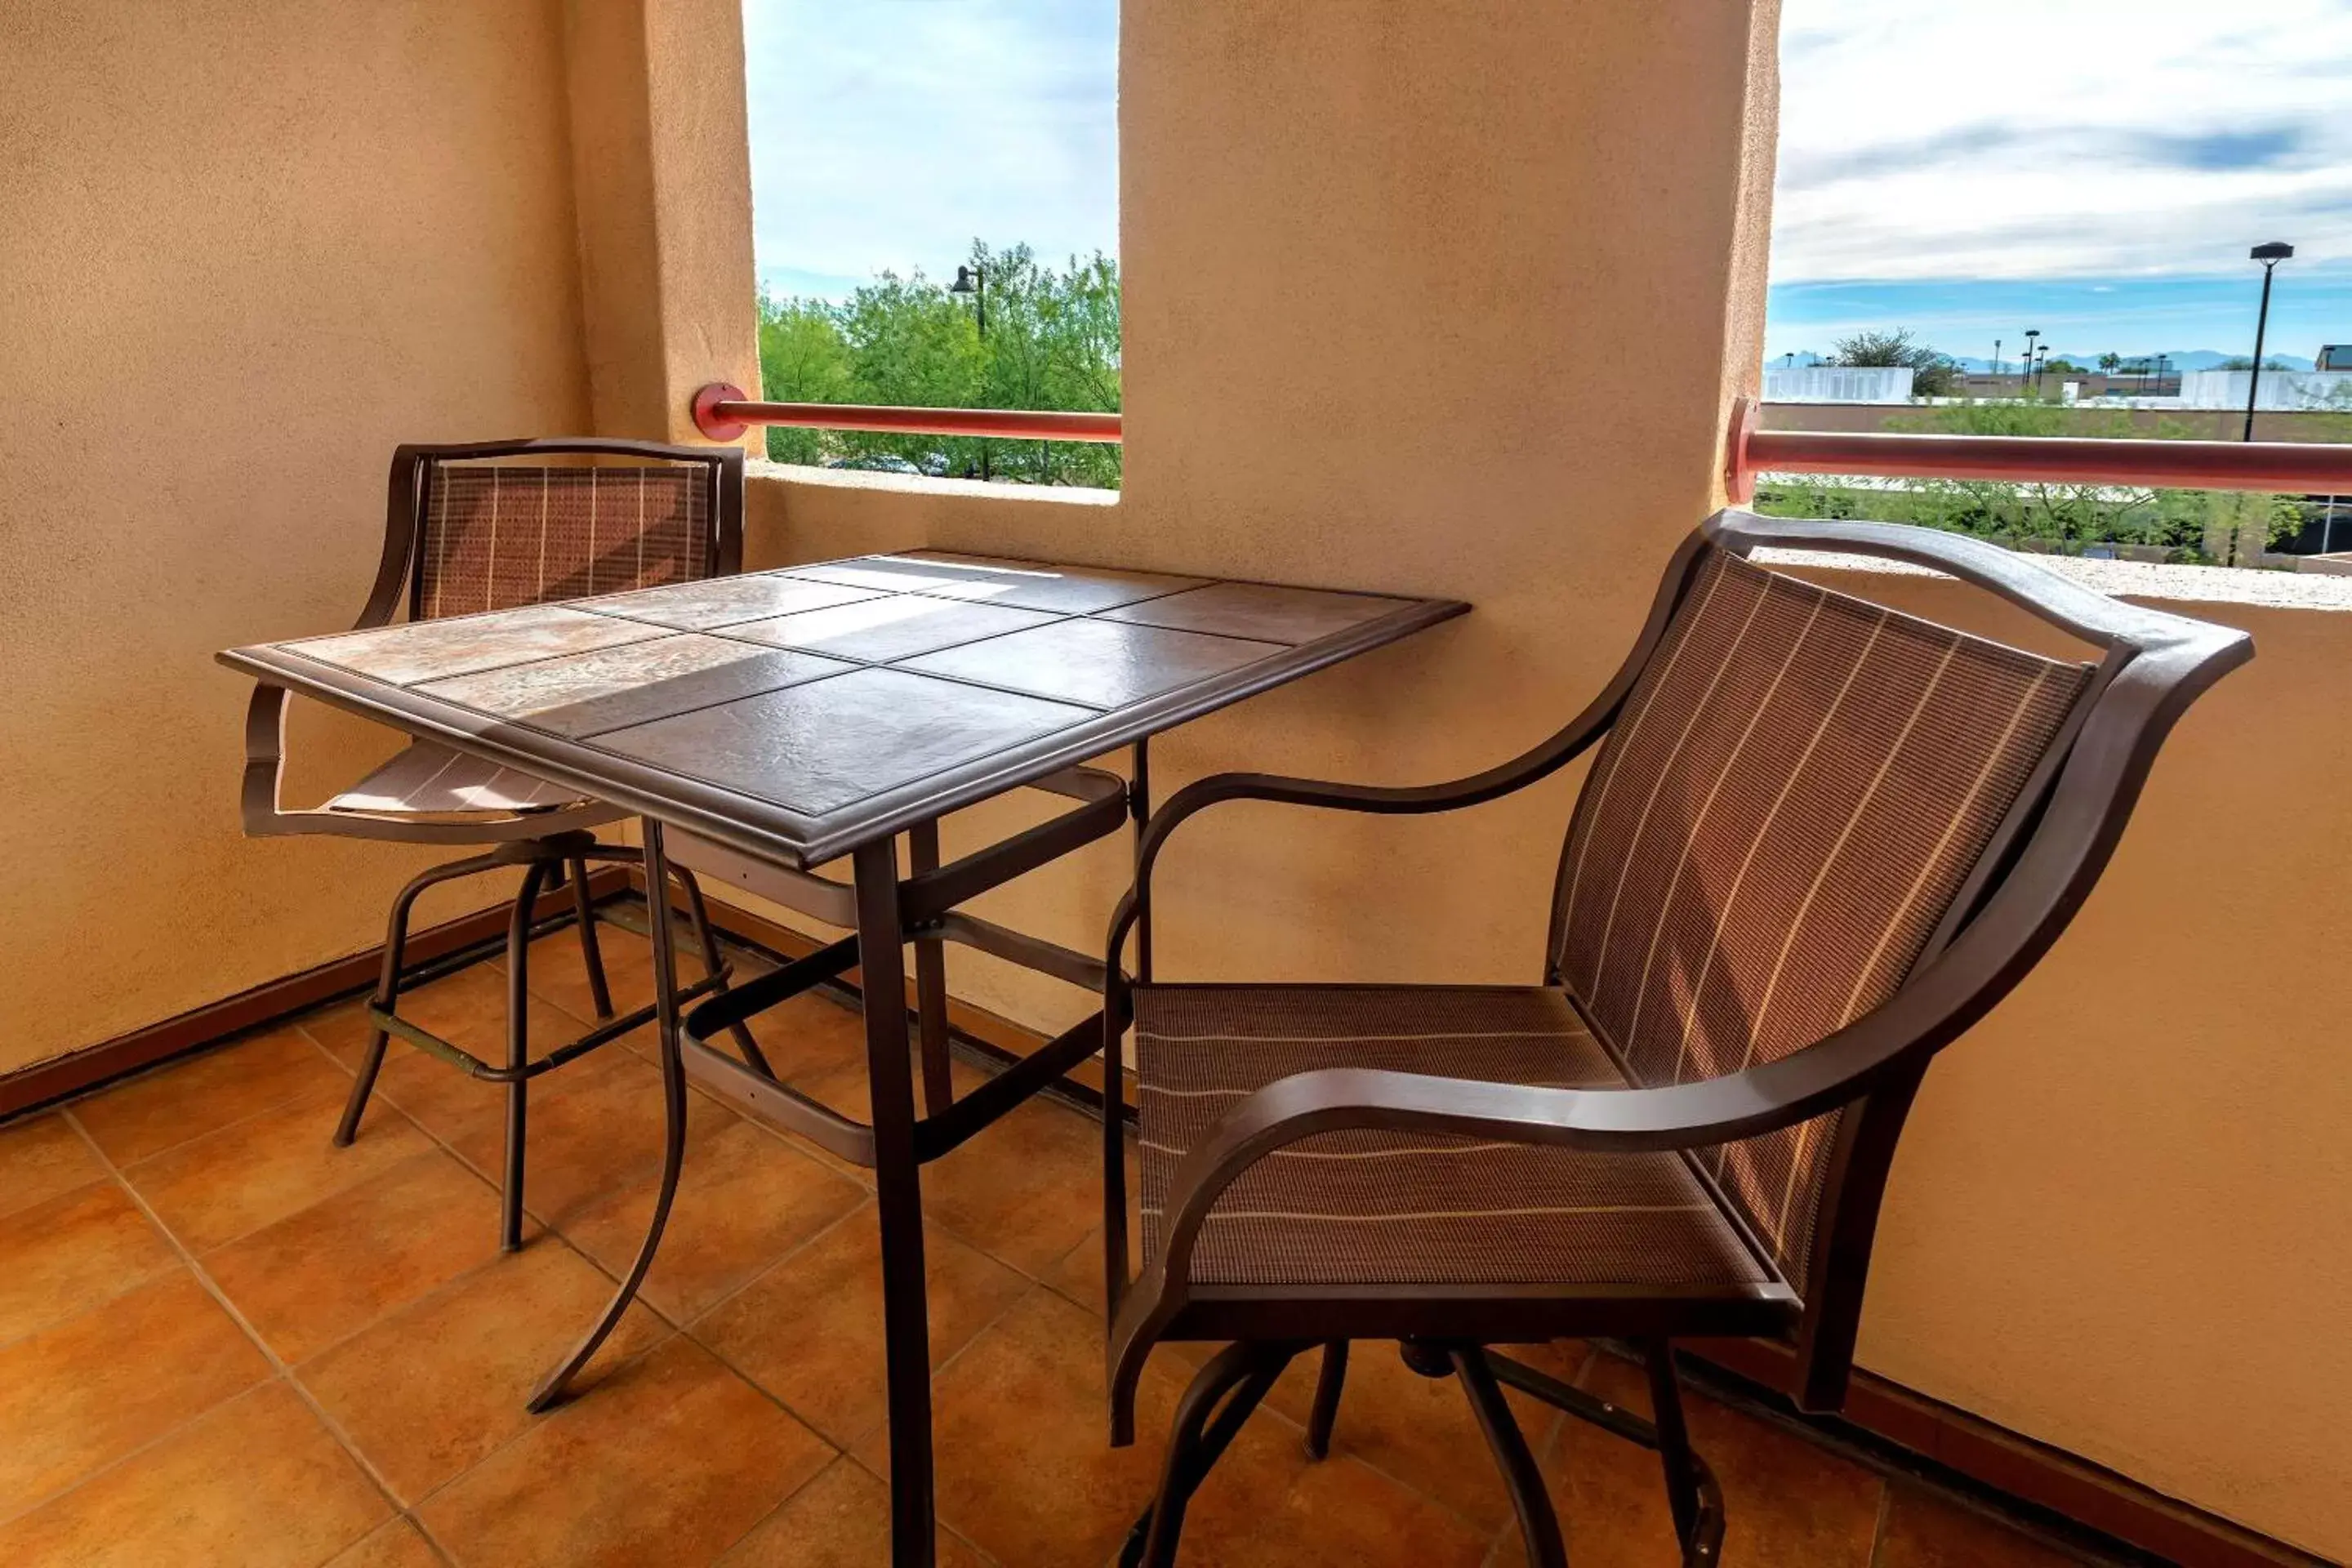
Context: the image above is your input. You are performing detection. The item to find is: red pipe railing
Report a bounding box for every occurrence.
[1724,397,2352,504]
[692,382,1120,444]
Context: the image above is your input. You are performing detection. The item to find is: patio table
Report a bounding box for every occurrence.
[220,547,1465,1566]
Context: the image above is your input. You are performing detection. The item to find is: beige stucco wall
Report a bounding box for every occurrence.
[0,2,596,1071]
[734,5,2350,1555]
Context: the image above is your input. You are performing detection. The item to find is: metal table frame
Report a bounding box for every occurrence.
[223,555,1464,1566]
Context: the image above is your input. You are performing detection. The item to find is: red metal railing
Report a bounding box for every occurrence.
[694,383,2352,501]
[1723,398,2352,503]
[692,383,1120,444]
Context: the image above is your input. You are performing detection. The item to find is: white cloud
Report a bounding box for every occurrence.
[742,0,1118,290]
[1772,1,2352,281]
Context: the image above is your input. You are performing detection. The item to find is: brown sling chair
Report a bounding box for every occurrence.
[239,438,763,1250]
[1099,509,2252,1566]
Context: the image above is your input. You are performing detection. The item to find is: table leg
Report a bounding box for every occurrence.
[907,822,954,1115]
[855,839,938,1567]
[1131,739,1153,982]
[527,822,691,1414]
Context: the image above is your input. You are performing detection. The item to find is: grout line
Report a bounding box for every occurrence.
[52,1110,414,1555]
[1869,1477,1895,1566]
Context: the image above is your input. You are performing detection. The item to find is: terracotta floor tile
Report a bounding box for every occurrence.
[0,1270,272,1515]
[561,1118,865,1323]
[919,1089,1106,1277]
[0,1178,178,1344]
[441,1048,735,1232]
[0,1380,389,1567]
[1878,1483,2089,1567]
[303,963,594,1078]
[202,1149,510,1365]
[715,1458,992,1567]
[1172,1402,1493,1568]
[697,1204,1030,1447]
[417,1334,831,1568]
[120,1088,433,1254]
[1524,1351,1882,1568]
[1253,1339,1586,1535]
[0,1112,109,1222]
[854,1286,1178,1566]
[323,1516,445,1568]
[510,917,660,1018]
[74,1026,348,1168]
[300,1240,666,1507]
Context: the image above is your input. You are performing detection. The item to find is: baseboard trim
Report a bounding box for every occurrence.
[0,868,630,1121]
[1682,1338,2319,1567]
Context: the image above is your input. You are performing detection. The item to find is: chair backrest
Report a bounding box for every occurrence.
[354,438,745,629]
[1547,510,2249,1407]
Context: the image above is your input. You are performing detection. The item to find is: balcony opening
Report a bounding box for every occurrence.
[1757,2,2352,568]
[741,0,1122,488]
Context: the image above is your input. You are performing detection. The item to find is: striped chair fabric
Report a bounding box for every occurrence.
[1134,547,2090,1295]
[416,463,711,621]
[327,742,586,820]
[1134,987,1771,1289]
[347,460,713,817]
[1552,549,2090,1282]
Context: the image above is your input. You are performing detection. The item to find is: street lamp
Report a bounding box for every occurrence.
[2243,240,2293,441]
[2022,328,2040,395]
[951,264,987,337]
[1992,338,2002,380]
[950,263,991,480]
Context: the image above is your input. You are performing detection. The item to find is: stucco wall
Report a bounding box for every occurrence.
[0,2,593,1070]
[733,2,2351,1552]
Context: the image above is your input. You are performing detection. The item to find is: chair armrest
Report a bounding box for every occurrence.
[1105,709,1624,982]
[240,680,297,836]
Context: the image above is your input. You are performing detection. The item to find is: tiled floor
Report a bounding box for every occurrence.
[0,920,2104,1566]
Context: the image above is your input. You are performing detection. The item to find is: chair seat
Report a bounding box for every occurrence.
[1134,985,1773,1291]
[327,742,590,819]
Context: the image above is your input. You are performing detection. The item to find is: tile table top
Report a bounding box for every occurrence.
[221,550,1466,867]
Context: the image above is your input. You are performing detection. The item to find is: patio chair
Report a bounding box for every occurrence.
[240,438,762,1250]
[1099,509,2251,1566]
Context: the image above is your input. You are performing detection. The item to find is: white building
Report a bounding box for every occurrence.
[2174,368,2352,412]
[1761,365,1914,403]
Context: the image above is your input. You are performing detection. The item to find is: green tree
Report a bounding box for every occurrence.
[1832,328,1958,397]
[755,241,1124,487]
[755,293,854,465]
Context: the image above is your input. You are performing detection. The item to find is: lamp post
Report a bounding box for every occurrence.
[1992,338,2002,381]
[951,263,990,480]
[2243,240,2293,441]
[2021,328,2040,396]
[951,263,987,337]
[2033,343,2050,396]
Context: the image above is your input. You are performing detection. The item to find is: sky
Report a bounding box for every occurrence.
[741,0,1118,300]
[1769,0,2352,362]
[742,0,2352,364]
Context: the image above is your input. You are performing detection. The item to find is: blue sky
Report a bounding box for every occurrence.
[742,0,1118,298]
[742,1,2352,363]
[1768,0,2352,362]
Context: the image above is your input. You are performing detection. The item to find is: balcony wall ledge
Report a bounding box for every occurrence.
[746,457,1118,507]
[1754,544,2352,613]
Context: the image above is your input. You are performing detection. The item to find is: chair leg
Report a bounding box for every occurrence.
[568,856,614,1020]
[1124,1342,1298,1568]
[1304,1340,1349,1459]
[1452,1347,1566,1568]
[673,864,773,1080]
[1645,1340,1708,1561]
[501,862,550,1252]
[334,856,476,1148]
